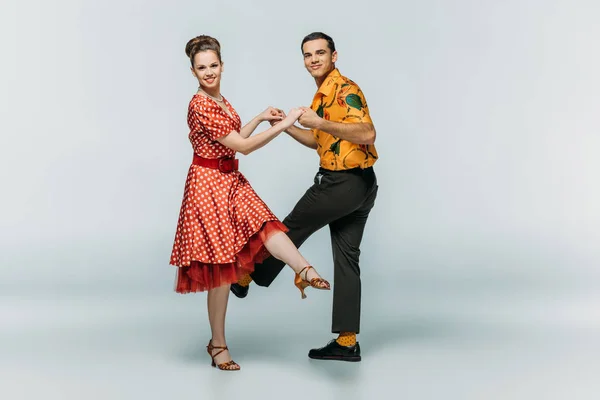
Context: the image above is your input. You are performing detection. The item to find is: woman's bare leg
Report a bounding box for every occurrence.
[206,284,236,366]
[263,231,328,285]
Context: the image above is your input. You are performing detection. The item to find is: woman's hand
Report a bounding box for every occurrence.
[269,108,286,126]
[259,106,284,123]
[279,107,306,129]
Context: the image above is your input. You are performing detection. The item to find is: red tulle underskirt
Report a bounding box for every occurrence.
[174,220,287,293]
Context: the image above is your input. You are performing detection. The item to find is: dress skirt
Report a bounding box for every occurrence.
[169,164,287,293]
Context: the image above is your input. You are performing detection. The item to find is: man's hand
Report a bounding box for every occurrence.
[298,107,322,130]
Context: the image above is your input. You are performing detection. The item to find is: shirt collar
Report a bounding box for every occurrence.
[316,68,342,97]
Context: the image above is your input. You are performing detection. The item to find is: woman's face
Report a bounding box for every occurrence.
[191,50,223,91]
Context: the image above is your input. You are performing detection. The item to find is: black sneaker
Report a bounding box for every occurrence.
[230,283,249,298]
[308,340,361,362]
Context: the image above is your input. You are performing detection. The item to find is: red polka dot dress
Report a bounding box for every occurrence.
[170,94,288,293]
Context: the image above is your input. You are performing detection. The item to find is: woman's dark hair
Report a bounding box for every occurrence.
[185,35,222,66]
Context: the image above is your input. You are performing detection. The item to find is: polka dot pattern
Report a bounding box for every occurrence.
[169,95,284,291]
[336,332,357,347]
[188,94,240,159]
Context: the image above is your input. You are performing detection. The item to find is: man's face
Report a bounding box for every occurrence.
[302,39,337,80]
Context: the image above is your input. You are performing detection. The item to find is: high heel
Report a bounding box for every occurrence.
[294,266,330,299]
[206,340,240,371]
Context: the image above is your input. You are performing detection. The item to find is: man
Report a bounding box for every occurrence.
[232,32,379,362]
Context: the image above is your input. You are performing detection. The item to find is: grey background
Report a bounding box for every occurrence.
[1,0,599,399]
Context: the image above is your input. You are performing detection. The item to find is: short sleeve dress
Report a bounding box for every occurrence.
[169,94,288,293]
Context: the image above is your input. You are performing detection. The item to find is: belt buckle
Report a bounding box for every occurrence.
[218,158,233,173]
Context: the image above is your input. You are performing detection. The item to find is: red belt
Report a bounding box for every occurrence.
[192,154,239,173]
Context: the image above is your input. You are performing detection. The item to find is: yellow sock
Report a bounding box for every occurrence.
[336,332,357,347]
[237,274,252,287]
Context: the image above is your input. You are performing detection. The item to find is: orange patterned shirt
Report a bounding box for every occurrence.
[310,68,379,171]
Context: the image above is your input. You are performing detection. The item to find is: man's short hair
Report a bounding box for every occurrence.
[301,32,336,53]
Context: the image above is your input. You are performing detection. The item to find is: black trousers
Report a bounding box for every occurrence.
[251,166,378,334]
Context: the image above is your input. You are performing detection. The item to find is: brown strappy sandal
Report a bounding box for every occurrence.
[294,266,331,299]
[206,340,240,371]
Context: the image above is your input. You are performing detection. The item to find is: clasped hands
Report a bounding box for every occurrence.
[260,106,322,130]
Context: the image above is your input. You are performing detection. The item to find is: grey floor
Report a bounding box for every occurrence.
[2,267,600,400]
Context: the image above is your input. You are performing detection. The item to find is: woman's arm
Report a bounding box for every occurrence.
[239,107,283,139]
[217,108,304,155]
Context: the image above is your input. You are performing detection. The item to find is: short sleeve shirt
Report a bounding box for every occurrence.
[310,68,379,171]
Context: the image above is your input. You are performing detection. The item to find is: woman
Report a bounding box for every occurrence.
[169,35,330,371]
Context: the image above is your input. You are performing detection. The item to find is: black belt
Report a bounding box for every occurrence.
[319,166,373,175]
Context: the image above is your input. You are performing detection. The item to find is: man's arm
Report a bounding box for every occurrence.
[315,119,376,145]
[285,125,318,149]
[270,109,318,149]
[298,108,376,145]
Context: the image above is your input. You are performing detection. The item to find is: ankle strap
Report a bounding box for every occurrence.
[207,341,229,359]
[207,340,228,351]
[211,348,228,358]
[298,265,313,279]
